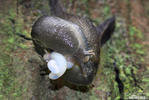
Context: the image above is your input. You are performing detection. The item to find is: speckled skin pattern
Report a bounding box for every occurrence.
[32,16,86,55]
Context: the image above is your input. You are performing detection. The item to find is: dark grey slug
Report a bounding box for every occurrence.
[31,0,116,86]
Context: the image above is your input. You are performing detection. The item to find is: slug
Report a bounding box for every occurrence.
[31,0,116,86]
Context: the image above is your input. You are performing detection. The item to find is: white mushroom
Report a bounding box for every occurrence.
[44,52,73,80]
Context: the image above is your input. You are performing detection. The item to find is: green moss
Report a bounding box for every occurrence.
[0,4,29,99]
[103,6,110,17]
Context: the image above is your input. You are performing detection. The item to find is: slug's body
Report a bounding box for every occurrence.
[32,16,95,55]
[31,0,115,86]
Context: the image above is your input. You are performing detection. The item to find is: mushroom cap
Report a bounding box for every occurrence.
[47,52,67,80]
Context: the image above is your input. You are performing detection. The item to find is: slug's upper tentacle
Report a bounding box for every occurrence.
[83,49,95,56]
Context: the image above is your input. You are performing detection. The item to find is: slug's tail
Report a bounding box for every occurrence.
[96,16,116,46]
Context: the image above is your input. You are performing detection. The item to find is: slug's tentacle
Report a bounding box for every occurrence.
[83,49,95,56]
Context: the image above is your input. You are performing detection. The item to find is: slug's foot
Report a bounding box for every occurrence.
[83,49,95,56]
